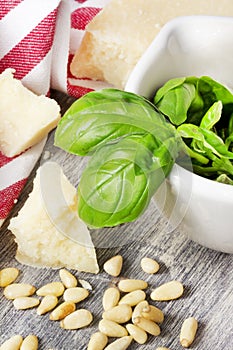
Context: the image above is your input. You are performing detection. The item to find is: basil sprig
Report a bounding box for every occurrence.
[54,77,233,228]
[55,89,181,228]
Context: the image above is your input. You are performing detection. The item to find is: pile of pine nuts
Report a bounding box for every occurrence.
[0,267,93,349]
[86,254,198,350]
[0,255,198,350]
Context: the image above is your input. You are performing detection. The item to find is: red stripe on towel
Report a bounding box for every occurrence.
[71,7,101,30]
[67,79,93,98]
[0,8,58,79]
[0,152,16,168]
[0,0,23,20]
[0,178,27,219]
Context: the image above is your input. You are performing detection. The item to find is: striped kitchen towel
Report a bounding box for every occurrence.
[0,0,110,226]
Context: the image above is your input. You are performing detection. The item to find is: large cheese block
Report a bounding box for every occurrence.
[9,162,99,274]
[71,0,233,89]
[0,69,60,157]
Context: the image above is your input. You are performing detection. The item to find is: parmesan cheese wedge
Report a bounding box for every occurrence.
[71,0,233,89]
[9,162,99,274]
[0,69,60,157]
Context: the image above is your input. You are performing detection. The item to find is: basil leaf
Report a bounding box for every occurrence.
[177,124,204,142]
[200,127,233,159]
[198,76,233,105]
[54,89,174,156]
[77,135,175,228]
[154,83,196,125]
[200,101,222,130]
[153,77,186,104]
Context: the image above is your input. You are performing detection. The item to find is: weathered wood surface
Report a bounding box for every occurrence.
[0,91,232,349]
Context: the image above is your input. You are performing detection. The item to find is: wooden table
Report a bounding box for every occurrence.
[0,91,233,350]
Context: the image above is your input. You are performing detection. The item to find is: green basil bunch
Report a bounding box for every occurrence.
[153,76,233,182]
[55,89,181,228]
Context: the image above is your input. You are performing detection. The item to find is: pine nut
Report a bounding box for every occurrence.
[50,301,76,321]
[59,269,78,288]
[102,304,132,324]
[118,279,148,292]
[20,335,38,350]
[63,287,89,303]
[104,336,133,350]
[60,309,93,330]
[156,347,171,350]
[79,279,92,290]
[0,334,23,350]
[132,300,149,322]
[102,287,120,311]
[180,317,198,348]
[119,290,146,306]
[98,319,128,338]
[150,280,184,301]
[126,323,147,344]
[0,268,19,287]
[142,304,164,323]
[133,316,161,336]
[103,255,123,277]
[87,332,108,350]
[37,295,58,315]
[4,284,36,300]
[13,297,40,310]
[36,282,65,297]
[141,257,160,274]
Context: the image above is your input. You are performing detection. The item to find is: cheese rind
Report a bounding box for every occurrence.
[9,162,99,274]
[0,69,60,157]
[71,0,233,88]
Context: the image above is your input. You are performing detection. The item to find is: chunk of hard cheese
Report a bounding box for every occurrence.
[71,0,233,88]
[0,69,60,157]
[9,162,99,274]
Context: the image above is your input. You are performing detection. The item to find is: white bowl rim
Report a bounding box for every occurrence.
[173,163,233,197]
